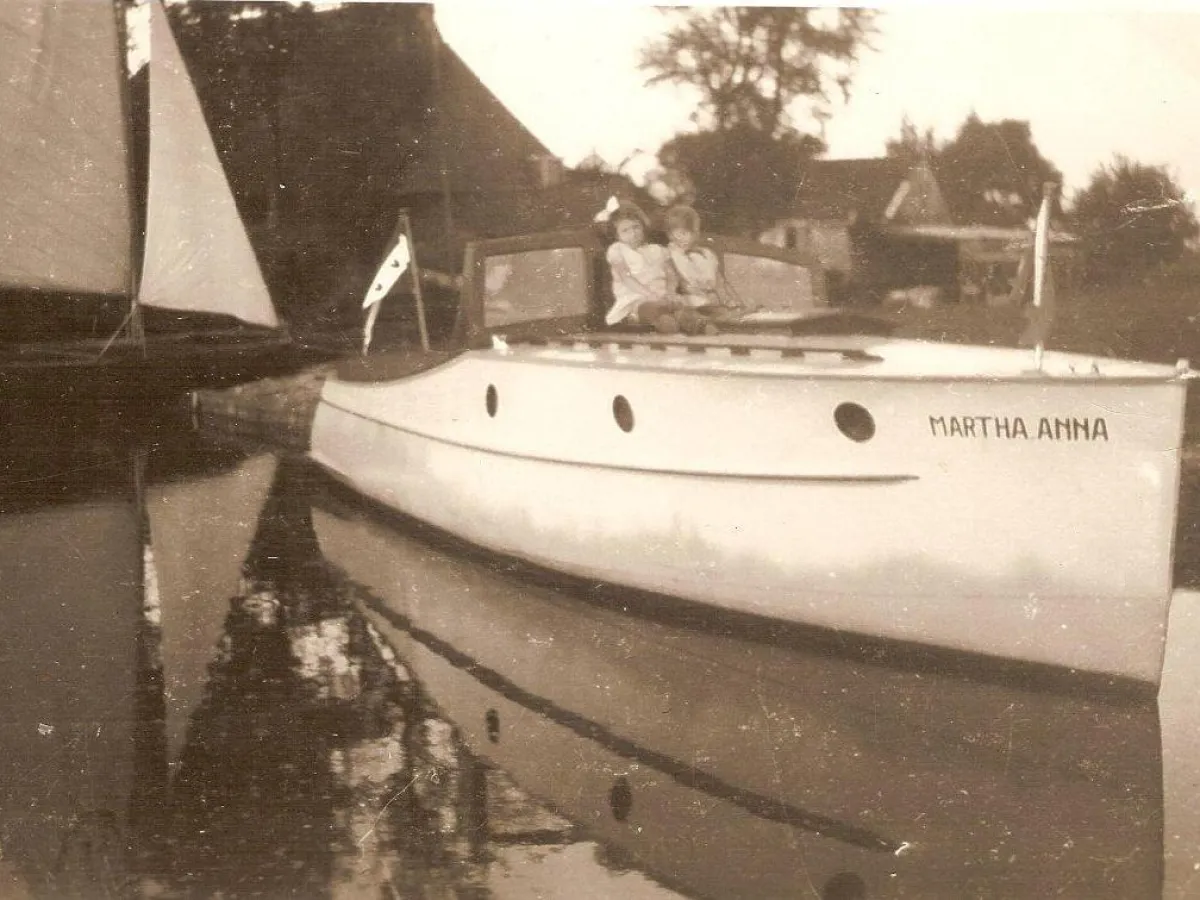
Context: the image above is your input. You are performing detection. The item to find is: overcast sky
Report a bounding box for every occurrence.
[436,2,1200,209]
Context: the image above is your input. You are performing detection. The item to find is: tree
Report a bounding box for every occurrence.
[168,2,435,300]
[1070,155,1199,282]
[884,115,938,166]
[933,114,1063,227]
[885,114,1063,226]
[640,7,876,140]
[657,128,823,235]
[641,8,873,234]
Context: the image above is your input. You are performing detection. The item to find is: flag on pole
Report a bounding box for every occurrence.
[363,232,411,310]
[1015,247,1057,349]
[1017,183,1057,355]
[362,222,411,355]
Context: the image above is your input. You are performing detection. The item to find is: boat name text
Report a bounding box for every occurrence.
[928,415,1109,441]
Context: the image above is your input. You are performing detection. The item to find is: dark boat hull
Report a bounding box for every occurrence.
[0,332,314,401]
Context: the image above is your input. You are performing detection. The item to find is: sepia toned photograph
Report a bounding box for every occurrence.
[2,1,1199,897]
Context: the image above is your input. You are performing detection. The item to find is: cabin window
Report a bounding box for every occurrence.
[482,247,588,329]
[721,253,817,312]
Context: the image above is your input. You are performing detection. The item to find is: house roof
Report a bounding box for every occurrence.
[398,39,556,196]
[792,158,909,222]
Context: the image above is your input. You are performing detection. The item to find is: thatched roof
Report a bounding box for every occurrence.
[397,41,556,196]
[792,158,910,223]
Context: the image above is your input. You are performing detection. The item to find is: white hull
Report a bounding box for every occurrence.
[311,336,1188,683]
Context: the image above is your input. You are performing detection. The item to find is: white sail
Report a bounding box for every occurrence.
[0,0,132,294]
[139,0,280,329]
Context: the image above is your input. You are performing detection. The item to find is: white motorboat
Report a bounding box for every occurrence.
[310,223,1191,687]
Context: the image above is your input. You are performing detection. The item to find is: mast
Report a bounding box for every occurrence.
[116,0,147,351]
[1030,181,1055,371]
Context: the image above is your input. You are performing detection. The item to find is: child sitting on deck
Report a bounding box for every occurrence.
[604,203,718,336]
[665,205,744,320]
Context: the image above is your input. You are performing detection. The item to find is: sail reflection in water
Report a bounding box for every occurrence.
[310,469,1165,900]
[0,430,671,898]
[0,417,283,896]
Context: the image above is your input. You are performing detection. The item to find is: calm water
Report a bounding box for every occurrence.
[2,402,1199,899]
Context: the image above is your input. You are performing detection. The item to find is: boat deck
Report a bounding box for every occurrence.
[490,331,1186,384]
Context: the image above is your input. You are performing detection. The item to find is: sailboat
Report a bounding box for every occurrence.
[310,178,1194,689]
[0,0,295,400]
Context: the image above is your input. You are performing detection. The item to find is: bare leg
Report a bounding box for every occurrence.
[636,300,682,334]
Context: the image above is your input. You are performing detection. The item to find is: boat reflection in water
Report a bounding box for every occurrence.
[309,470,1165,899]
[0,433,1178,897]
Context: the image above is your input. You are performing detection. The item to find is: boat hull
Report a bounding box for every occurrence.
[311,343,1188,684]
[0,331,308,401]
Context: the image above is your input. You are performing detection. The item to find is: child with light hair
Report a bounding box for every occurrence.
[664,204,738,313]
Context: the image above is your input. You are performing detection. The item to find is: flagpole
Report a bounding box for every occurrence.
[404,211,431,351]
[1031,181,1055,371]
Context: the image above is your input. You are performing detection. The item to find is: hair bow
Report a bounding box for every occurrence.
[593,195,621,223]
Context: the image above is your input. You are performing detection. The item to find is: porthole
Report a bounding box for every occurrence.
[485,709,500,743]
[485,384,498,418]
[609,776,633,821]
[613,395,634,433]
[834,402,874,442]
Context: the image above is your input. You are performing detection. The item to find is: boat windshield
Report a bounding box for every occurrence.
[721,252,820,312]
[483,247,588,329]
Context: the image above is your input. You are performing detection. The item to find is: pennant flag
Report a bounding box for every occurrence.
[362,222,412,355]
[1017,184,1057,353]
[363,232,411,309]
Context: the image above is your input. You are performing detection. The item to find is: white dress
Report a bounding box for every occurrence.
[605,242,669,325]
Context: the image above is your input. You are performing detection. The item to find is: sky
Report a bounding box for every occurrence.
[435,2,1200,210]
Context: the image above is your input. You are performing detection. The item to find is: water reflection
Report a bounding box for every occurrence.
[1,410,1193,897]
[309,470,1164,899]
